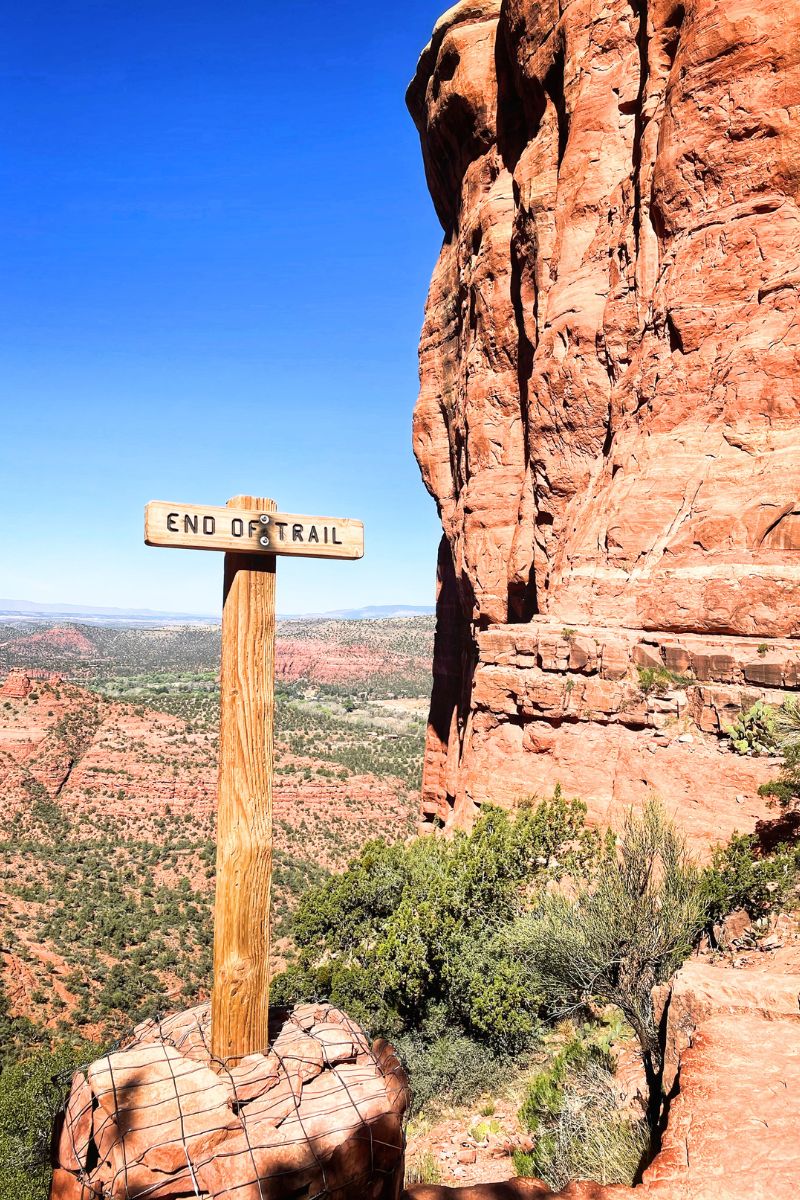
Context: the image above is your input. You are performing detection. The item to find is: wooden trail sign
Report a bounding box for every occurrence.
[145,500,364,560]
[145,495,363,1065]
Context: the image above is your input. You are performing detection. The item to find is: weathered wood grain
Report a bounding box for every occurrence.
[210,496,276,1064]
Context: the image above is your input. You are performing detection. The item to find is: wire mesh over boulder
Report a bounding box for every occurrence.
[50,1001,409,1200]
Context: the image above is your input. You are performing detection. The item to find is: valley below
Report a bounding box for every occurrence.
[0,616,432,1040]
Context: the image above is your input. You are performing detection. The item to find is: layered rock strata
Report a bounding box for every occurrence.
[408,0,800,837]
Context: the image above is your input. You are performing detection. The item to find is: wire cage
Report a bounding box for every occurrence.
[50,1001,410,1200]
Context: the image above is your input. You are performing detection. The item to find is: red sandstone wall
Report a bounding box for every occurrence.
[408,0,800,845]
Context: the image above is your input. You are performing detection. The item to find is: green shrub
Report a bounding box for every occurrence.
[0,1040,96,1200]
[511,800,705,1100]
[276,792,600,1055]
[0,988,50,1068]
[760,698,800,808]
[518,1035,613,1134]
[394,1029,509,1115]
[444,932,543,1053]
[701,834,799,921]
[725,702,777,756]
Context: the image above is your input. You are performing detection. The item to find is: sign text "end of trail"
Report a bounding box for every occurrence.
[144,501,364,560]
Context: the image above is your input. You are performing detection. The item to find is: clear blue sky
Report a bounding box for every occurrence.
[1,1,446,615]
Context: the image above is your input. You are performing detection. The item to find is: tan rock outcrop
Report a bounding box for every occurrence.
[51,1002,409,1200]
[408,0,800,838]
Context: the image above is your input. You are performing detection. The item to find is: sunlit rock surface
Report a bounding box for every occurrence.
[408,0,800,841]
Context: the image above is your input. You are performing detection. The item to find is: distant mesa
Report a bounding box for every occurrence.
[6,625,95,655]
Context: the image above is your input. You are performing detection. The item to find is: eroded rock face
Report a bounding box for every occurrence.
[409,0,800,836]
[51,1002,408,1200]
[645,938,800,1196]
[0,669,33,699]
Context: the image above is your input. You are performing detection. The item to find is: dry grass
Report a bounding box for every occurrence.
[514,1059,649,1189]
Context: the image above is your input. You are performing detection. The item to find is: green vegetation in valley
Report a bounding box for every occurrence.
[1,616,435,700]
[0,622,222,679]
[0,782,328,1038]
[94,670,220,728]
[276,695,425,791]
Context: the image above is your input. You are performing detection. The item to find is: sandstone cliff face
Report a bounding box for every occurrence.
[409,0,800,839]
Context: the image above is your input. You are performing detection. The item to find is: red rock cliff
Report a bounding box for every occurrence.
[408,0,800,842]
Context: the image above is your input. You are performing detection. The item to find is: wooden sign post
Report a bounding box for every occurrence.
[145,496,364,1064]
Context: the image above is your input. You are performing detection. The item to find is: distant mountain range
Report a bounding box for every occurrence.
[0,599,434,627]
[0,599,219,627]
[280,605,434,621]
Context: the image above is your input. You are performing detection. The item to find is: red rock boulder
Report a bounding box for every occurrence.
[51,1002,409,1200]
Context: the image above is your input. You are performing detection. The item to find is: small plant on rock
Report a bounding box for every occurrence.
[469,1116,502,1143]
[636,666,691,696]
[725,701,777,756]
[405,1149,441,1187]
[701,833,800,922]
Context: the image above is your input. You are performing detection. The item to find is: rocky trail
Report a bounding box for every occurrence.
[405,913,800,1198]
